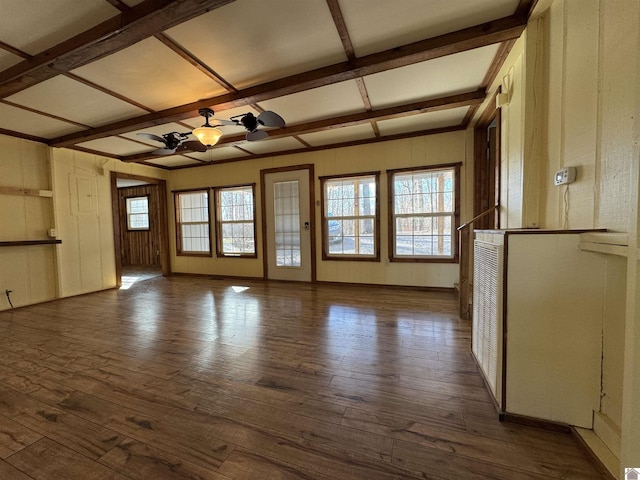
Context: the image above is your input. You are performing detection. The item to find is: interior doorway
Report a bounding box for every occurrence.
[459,103,501,319]
[110,172,170,287]
[474,116,500,229]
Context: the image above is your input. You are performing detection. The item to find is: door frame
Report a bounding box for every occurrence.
[110,172,171,287]
[260,164,316,282]
[473,107,501,229]
[459,92,502,319]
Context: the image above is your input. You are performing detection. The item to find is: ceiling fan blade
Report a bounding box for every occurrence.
[181,141,208,152]
[137,132,166,144]
[246,130,269,141]
[257,111,285,128]
[215,119,237,126]
[152,147,177,155]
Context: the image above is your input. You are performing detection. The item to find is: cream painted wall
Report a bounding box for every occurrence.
[530,2,640,475]
[602,255,626,426]
[0,136,168,311]
[51,149,167,298]
[0,136,57,310]
[500,50,526,228]
[473,0,640,475]
[621,0,640,469]
[168,132,467,288]
[535,0,636,232]
[0,135,167,306]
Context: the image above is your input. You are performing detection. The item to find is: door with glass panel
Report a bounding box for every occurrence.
[263,168,313,282]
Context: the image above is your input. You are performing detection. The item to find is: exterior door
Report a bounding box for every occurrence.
[263,167,313,281]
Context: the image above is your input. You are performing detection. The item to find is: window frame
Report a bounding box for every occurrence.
[387,163,461,263]
[125,195,150,231]
[213,183,258,259]
[320,171,380,261]
[174,188,212,257]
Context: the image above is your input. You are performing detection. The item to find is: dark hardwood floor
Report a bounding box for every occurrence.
[0,276,603,479]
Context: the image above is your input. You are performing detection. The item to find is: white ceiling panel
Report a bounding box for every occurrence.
[299,124,376,147]
[0,51,22,71]
[6,76,148,127]
[0,103,83,139]
[165,0,347,88]
[341,0,520,56]
[72,38,228,111]
[377,107,469,136]
[146,156,202,168]
[364,45,500,108]
[258,81,366,125]
[0,0,118,55]
[77,137,154,156]
[185,147,248,162]
[240,137,304,155]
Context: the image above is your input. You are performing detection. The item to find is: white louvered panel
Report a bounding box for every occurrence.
[472,240,503,397]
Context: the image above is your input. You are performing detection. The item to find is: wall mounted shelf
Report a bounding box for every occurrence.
[0,240,61,247]
[0,186,53,197]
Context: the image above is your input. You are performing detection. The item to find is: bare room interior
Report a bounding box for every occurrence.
[0,0,638,479]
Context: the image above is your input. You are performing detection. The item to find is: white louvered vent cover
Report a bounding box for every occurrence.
[472,240,503,397]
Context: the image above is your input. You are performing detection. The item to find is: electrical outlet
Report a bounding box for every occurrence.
[554,167,577,186]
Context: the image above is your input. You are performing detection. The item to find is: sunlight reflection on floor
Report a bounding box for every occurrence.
[120,276,138,290]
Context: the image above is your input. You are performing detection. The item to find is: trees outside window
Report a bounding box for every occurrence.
[388,165,460,262]
[214,184,257,257]
[321,173,379,260]
[174,189,211,256]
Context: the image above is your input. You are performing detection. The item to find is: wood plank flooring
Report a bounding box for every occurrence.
[0,275,604,479]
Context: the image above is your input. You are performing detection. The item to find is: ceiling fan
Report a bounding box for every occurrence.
[220,109,286,141]
[137,131,207,156]
[137,107,286,155]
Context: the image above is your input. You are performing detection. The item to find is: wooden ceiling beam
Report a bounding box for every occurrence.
[0,0,236,98]
[164,125,467,170]
[49,15,524,148]
[0,40,30,59]
[216,89,486,147]
[326,0,356,61]
[118,89,484,163]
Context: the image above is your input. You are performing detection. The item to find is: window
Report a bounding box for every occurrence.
[388,164,460,262]
[174,189,211,256]
[126,196,149,230]
[214,184,257,257]
[321,172,379,260]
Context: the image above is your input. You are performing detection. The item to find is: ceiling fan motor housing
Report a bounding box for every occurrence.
[240,113,259,132]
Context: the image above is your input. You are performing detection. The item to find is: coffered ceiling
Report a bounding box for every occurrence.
[0,0,534,169]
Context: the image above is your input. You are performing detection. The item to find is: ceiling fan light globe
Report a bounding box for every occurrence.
[193,126,223,146]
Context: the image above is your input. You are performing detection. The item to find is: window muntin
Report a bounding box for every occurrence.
[175,190,211,256]
[322,173,379,260]
[274,180,301,267]
[214,185,257,257]
[126,196,149,231]
[389,166,458,261]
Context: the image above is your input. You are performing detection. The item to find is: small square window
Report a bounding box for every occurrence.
[126,196,149,231]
